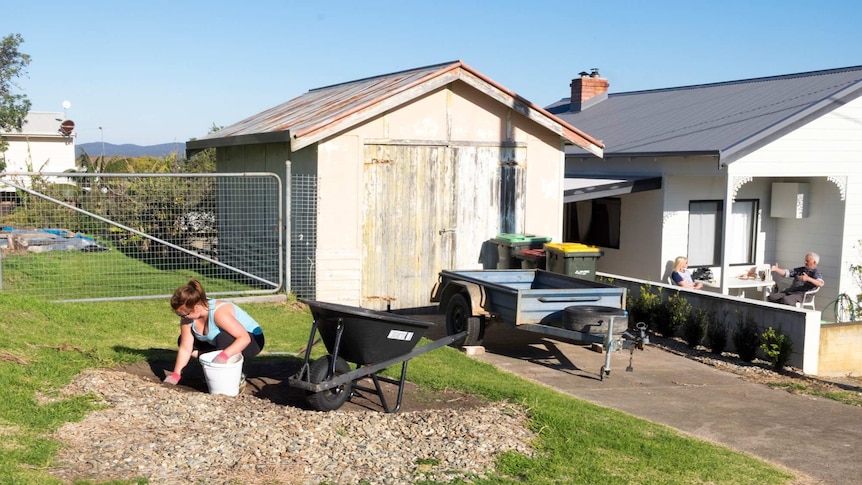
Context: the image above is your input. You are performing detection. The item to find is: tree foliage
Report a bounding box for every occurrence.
[0,33,32,159]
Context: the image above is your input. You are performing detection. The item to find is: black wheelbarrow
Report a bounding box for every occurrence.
[287,299,466,413]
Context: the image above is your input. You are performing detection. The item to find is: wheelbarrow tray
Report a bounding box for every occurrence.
[292,300,463,413]
[303,299,433,365]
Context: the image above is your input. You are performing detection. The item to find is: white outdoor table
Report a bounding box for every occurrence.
[701,276,773,298]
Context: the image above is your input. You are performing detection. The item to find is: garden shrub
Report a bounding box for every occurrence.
[761,327,793,371]
[706,318,728,355]
[655,292,691,338]
[682,307,710,348]
[732,313,761,362]
[628,285,662,331]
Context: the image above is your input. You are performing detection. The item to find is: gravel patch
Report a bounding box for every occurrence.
[49,369,535,484]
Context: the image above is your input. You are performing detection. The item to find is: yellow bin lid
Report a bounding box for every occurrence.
[544,242,602,253]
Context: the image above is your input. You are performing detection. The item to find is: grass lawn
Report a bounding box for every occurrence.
[0,293,795,484]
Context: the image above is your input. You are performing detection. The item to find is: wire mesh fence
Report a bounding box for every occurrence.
[0,172,283,301]
[290,173,317,299]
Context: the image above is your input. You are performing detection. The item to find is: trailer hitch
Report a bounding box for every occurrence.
[622,322,649,372]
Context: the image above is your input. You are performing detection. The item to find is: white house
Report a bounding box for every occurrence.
[1,111,77,181]
[548,66,862,314]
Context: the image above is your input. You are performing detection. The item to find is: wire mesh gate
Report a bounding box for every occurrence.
[0,172,284,302]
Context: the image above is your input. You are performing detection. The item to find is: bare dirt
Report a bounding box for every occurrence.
[123,352,487,413]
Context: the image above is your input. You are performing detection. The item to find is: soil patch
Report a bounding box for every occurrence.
[121,353,486,413]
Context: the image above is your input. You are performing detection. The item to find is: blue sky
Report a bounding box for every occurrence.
[4,0,861,146]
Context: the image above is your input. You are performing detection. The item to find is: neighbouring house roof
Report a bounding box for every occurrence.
[186,60,603,157]
[548,65,862,165]
[0,112,68,137]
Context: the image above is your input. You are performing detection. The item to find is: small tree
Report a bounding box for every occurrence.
[682,307,710,348]
[628,285,662,331]
[732,312,761,362]
[706,313,729,355]
[761,327,793,371]
[707,323,728,355]
[0,33,32,159]
[655,292,691,338]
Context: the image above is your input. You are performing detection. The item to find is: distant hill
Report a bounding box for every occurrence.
[77,142,186,158]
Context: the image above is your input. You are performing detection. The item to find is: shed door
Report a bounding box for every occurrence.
[362,144,524,310]
[450,145,526,268]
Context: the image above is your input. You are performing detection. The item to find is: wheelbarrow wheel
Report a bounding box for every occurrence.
[445,293,483,348]
[306,355,353,412]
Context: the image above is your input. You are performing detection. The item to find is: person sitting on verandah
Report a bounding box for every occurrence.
[767,252,824,306]
[671,256,703,290]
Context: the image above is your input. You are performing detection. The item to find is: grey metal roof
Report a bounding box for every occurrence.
[187,61,602,156]
[549,66,862,163]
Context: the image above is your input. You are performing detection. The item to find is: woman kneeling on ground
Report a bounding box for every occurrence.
[163,278,265,385]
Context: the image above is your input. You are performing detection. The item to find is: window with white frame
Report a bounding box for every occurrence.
[687,199,758,267]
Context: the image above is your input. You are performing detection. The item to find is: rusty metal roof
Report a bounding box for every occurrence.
[187,61,602,156]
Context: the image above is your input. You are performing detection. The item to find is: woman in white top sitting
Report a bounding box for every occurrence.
[671,256,703,290]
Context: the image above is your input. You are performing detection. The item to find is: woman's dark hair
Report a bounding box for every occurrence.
[170,279,208,311]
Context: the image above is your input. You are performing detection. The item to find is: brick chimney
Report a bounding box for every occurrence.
[570,68,609,112]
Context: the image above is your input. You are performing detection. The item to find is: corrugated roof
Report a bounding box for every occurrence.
[188,61,602,156]
[549,65,862,163]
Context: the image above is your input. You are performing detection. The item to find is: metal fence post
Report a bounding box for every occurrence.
[285,159,292,297]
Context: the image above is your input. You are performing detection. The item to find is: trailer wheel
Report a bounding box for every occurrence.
[446,293,483,347]
[306,355,353,411]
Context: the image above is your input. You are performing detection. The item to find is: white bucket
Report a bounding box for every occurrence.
[199,351,244,396]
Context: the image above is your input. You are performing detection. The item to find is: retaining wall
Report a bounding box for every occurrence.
[600,272,822,374]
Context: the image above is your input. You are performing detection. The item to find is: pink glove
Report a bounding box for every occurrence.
[163,372,181,385]
[213,351,230,364]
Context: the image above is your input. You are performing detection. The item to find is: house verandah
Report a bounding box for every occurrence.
[671,170,850,315]
[563,158,855,318]
[561,162,862,377]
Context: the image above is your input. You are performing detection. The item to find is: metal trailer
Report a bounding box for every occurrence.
[288,299,466,413]
[430,269,647,379]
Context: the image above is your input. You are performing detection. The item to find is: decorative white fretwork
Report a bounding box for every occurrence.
[732,176,752,201]
[662,211,680,226]
[827,175,847,201]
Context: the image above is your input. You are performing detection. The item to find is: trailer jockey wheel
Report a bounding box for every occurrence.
[306,355,353,411]
[600,365,610,381]
[445,293,483,348]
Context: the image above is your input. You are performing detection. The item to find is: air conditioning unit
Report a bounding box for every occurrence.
[770,183,809,219]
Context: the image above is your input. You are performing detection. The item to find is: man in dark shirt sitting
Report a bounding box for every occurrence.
[768,252,824,306]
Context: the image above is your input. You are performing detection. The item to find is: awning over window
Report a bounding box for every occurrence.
[564,176,662,203]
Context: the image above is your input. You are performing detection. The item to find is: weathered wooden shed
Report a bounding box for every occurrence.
[186,60,603,309]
